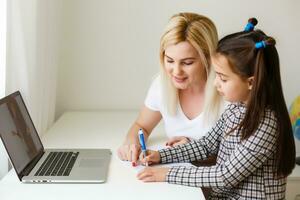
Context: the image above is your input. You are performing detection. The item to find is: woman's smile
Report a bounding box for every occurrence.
[173,76,188,83]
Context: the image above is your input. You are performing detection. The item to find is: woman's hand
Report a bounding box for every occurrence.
[117,143,141,163]
[166,136,190,147]
[139,150,161,166]
[137,167,169,182]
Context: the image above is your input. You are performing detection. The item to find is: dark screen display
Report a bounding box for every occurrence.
[0,93,43,176]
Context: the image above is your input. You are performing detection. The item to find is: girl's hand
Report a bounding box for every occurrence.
[139,150,161,166]
[137,167,169,182]
[166,136,190,147]
[117,143,141,163]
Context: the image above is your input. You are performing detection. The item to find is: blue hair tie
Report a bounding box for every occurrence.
[255,41,266,49]
[244,22,254,32]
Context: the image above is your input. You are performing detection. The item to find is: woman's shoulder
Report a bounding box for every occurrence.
[147,75,162,91]
[151,74,161,84]
[144,75,163,111]
[146,74,160,89]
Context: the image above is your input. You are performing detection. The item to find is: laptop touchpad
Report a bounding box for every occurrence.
[79,158,104,168]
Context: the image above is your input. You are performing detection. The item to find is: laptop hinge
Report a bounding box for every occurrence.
[20,151,44,177]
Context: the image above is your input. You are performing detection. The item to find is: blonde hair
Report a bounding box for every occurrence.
[159,12,223,124]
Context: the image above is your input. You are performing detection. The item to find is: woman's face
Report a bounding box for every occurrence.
[164,41,206,90]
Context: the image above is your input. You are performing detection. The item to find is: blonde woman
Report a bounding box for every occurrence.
[118,13,224,165]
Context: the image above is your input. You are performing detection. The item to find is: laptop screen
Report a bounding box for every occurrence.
[0,92,43,176]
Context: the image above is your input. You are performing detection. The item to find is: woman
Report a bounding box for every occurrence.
[118,12,224,165]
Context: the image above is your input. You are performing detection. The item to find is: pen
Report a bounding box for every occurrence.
[138,128,148,166]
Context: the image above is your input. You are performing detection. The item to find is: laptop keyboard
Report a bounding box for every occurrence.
[34,151,79,176]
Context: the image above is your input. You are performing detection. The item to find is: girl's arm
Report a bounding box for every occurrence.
[158,111,226,163]
[166,110,278,188]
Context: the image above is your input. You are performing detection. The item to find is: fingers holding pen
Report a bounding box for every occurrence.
[139,150,151,166]
[139,150,161,166]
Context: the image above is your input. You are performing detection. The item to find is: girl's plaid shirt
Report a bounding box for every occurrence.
[159,103,286,199]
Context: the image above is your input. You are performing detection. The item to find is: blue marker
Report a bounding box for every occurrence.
[138,129,148,166]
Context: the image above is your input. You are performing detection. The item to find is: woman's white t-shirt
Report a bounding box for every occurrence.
[144,77,215,140]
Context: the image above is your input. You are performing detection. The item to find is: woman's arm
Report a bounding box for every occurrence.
[117,106,162,163]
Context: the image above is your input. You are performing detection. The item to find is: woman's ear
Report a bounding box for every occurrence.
[247,76,254,90]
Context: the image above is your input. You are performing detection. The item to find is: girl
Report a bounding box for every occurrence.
[118,13,224,164]
[137,18,296,199]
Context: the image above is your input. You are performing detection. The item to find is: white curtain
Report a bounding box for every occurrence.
[2,0,60,178]
[0,0,8,180]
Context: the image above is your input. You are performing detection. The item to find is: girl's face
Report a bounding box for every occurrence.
[212,54,253,104]
[164,41,206,90]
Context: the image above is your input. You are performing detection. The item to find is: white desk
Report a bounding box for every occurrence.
[286,160,300,199]
[0,111,204,200]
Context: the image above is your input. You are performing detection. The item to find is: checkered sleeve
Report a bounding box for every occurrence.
[158,111,226,164]
[166,110,278,188]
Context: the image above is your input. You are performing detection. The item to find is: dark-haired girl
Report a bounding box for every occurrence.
[136,18,295,199]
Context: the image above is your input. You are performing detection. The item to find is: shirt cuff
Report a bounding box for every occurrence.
[158,149,170,164]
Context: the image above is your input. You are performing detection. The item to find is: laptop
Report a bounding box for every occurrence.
[0,91,111,183]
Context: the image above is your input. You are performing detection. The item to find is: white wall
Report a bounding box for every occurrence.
[56,0,300,118]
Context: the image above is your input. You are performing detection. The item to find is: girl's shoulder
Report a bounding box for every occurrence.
[260,107,277,128]
[223,103,276,119]
[225,102,240,110]
[223,102,246,117]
